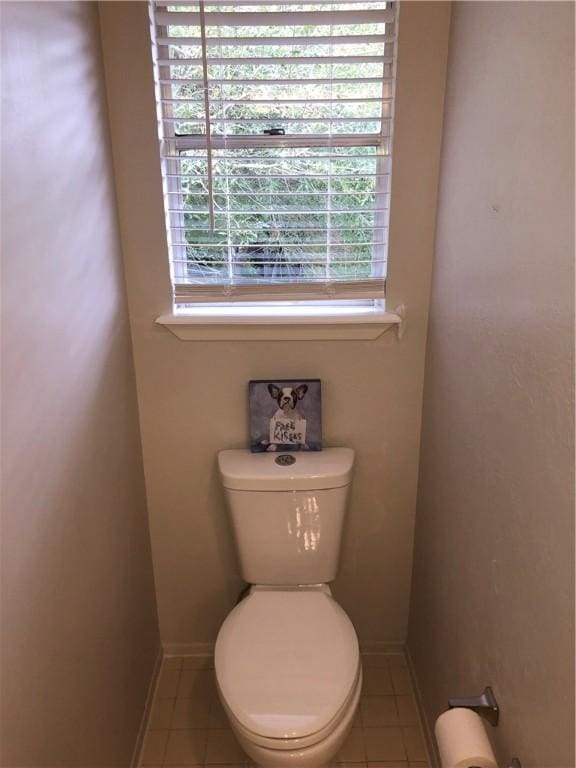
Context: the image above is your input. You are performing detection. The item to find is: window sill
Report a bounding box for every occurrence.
[155,305,405,341]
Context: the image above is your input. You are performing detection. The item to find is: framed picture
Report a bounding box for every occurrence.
[249,379,322,453]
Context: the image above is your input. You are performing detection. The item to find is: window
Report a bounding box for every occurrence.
[150,0,398,309]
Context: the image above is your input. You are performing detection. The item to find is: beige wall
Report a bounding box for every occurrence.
[98,2,451,651]
[1,3,160,765]
[408,3,574,767]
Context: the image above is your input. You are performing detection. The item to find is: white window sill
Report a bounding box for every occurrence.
[156,305,405,341]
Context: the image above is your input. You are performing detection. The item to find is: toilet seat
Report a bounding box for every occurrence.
[215,587,360,749]
[217,662,362,752]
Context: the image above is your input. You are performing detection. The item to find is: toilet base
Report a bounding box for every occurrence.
[229,668,362,768]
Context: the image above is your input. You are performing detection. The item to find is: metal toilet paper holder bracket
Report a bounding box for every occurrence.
[448,685,499,726]
[447,687,522,768]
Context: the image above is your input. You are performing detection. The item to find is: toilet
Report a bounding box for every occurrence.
[215,448,360,767]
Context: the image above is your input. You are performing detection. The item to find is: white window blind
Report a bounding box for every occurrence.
[150,0,398,305]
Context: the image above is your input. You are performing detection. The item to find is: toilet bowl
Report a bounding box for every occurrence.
[216,448,359,767]
[215,585,361,767]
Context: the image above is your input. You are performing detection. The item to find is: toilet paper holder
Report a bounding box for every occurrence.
[448,685,499,726]
[447,687,522,768]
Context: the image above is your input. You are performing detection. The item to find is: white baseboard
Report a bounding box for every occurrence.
[163,640,406,657]
[405,646,439,768]
[131,645,163,768]
[162,641,216,656]
[163,640,410,657]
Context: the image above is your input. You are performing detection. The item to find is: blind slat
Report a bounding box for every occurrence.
[174,278,387,303]
[162,137,388,150]
[162,98,387,106]
[155,9,395,26]
[168,225,389,231]
[163,173,390,180]
[158,33,393,46]
[171,257,386,264]
[159,54,392,65]
[166,207,389,214]
[164,191,389,197]
[159,76,387,86]
[163,117,390,125]
[157,0,392,8]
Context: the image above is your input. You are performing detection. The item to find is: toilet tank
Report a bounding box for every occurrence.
[218,448,354,585]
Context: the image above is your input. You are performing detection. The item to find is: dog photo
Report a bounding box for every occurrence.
[249,379,322,453]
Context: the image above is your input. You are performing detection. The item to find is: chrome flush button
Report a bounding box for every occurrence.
[275,454,296,466]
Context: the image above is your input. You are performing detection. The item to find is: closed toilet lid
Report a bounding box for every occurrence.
[215,589,359,741]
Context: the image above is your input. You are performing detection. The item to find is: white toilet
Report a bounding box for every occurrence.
[215,448,360,767]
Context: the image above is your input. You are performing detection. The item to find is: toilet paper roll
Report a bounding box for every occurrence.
[435,708,497,768]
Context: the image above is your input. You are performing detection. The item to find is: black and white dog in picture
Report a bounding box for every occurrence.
[249,379,322,452]
[268,383,308,421]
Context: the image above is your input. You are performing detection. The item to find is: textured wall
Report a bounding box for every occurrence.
[99,2,451,651]
[408,3,575,767]
[1,3,160,765]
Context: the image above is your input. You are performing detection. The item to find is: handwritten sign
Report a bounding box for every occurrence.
[270,417,307,446]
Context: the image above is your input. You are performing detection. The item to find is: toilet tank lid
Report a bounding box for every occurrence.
[218,447,354,491]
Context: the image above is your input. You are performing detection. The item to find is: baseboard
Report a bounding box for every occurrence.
[162,641,215,656]
[164,640,406,657]
[130,645,163,768]
[164,640,411,656]
[405,646,439,768]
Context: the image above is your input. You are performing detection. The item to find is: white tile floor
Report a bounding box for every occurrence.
[140,653,431,767]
